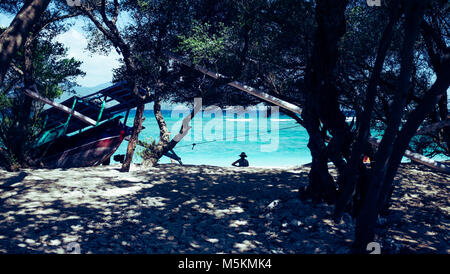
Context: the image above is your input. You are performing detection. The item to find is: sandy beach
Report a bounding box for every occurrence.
[0,163,448,254]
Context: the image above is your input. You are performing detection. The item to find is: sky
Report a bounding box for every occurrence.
[0,14,121,87]
[55,22,121,87]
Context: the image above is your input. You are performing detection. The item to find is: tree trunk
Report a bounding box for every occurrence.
[334,1,402,220]
[0,0,51,86]
[300,0,349,204]
[11,36,35,166]
[377,56,450,214]
[142,97,171,167]
[0,147,15,171]
[120,101,145,172]
[354,0,425,252]
[300,103,337,203]
[143,97,202,167]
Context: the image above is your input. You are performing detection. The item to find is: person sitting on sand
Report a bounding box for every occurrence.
[232,152,249,167]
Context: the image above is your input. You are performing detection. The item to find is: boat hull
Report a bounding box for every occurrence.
[33,119,128,168]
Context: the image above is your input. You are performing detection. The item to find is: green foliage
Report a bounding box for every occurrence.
[33,40,85,99]
[84,23,115,56]
[177,21,231,66]
[0,36,85,167]
[136,0,151,11]
[136,137,158,161]
[0,92,11,109]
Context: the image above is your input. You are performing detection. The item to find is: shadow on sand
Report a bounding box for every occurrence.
[0,163,447,254]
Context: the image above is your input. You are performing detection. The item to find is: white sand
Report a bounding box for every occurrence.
[0,163,448,254]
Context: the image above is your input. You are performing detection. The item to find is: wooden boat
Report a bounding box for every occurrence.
[25,82,150,168]
[31,118,129,168]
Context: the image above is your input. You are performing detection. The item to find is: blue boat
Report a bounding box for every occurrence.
[26,82,150,168]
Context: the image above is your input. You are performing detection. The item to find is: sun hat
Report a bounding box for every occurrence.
[239,152,247,157]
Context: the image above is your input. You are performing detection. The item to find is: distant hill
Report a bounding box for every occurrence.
[55,82,112,103]
[74,82,112,97]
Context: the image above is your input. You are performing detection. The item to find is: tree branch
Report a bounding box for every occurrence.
[80,5,116,43]
[10,62,24,76]
[112,0,119,25]
[0,0,51,86]
[34,12,83,36]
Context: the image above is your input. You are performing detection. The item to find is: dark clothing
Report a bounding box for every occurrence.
[233,158,249,167]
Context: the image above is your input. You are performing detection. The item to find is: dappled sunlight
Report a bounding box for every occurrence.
[233,240,259,252]
[379,163,449,253]
[0,163,448,253]
[191,204,245,219]
[229,220,248,228]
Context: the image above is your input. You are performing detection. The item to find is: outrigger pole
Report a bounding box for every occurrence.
[368,137,450,174]
[367,119,450,174]
[25,87,97,126]
[165,51,303,115]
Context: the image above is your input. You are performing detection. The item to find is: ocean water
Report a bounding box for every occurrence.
[112,109,311,167]
[112,109,449,167]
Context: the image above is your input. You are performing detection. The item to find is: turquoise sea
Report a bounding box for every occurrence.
[112,109,448,167]
[112,109,312,167]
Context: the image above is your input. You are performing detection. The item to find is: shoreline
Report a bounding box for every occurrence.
[133,163,306,170]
